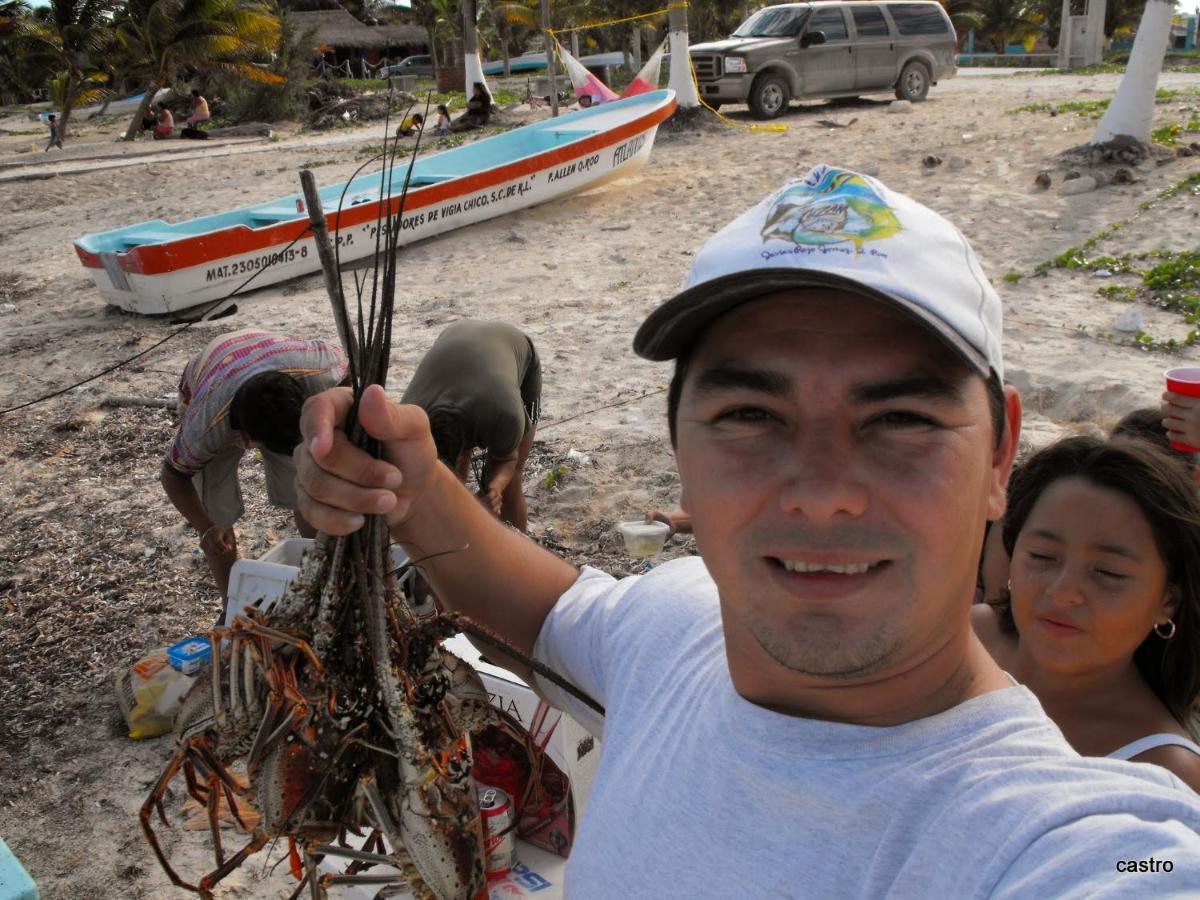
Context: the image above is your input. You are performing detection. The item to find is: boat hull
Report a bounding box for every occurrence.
[74,91,676,315]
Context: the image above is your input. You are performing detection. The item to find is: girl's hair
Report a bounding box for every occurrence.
[993,435,1200,728]
[437,104,449,115]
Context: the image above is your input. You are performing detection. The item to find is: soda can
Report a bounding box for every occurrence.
[478,785,516,878]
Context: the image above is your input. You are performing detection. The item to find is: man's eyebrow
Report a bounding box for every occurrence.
[850,375,967,406]
[691,366,791,397]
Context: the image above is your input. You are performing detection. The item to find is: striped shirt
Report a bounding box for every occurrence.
[167,329,347,475]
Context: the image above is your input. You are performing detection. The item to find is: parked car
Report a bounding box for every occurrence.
[689,1,957,119]
[386,55,434,78]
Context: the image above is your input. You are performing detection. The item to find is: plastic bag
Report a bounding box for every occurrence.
[114,649,196,739]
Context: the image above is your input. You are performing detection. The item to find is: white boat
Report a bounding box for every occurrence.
[74,89,677,315]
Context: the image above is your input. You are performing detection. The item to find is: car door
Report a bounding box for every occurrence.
[850,5,897,90]
[797,6,856,96]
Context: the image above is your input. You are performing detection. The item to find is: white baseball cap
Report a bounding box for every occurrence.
[633,164,1004,380]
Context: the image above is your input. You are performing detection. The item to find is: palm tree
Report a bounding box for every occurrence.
[116,0,283,141]
[14,0,119,138]
[1092,0,1177,147]
[970,0,1041,53]
[491,1,535,76]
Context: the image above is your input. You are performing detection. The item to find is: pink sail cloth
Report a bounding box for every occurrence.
[556,42,620,105]
[622,40,667,97]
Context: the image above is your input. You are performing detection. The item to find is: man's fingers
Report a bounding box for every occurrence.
[357,384,429,444]
[300,386,356,459]
[295,484,367,536]
[295,443,398,515]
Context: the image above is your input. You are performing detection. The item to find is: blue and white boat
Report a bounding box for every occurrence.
[74,90,676,315]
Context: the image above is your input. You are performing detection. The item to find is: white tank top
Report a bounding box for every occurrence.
[1108,733,1200,761]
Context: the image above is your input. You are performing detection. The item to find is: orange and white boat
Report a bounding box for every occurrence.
[74,90,676,315]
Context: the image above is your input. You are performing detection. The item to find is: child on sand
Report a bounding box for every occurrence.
[44,114,63,151]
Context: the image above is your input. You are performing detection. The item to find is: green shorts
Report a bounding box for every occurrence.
[194,446,298,528]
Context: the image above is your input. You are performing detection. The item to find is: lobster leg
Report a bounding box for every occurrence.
[195,829,270,899]
[205,771,226,868]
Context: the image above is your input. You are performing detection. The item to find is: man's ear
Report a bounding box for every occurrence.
[987,386,1023,522]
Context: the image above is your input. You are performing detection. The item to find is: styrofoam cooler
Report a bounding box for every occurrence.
[225,538,414,625]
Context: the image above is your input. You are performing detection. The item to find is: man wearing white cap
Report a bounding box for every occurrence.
[295,167,1200,894]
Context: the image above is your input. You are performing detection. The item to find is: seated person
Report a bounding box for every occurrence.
[401,319,540,531]
[453,82,492,130]
[972,434,1200,790]
[187,89,210,128]
[152,103,174,139]
[433,104,452,135]
[578,94,594,109]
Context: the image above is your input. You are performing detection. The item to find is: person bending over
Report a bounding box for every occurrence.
[295,167,1200,895]
[973,435,1200,790]
[160,330,346,621]
[401,319,540,532]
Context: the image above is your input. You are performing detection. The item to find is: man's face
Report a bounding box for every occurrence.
[675,290,1014,683]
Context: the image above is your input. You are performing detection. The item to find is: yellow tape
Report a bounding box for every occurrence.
[687,54,789,133]
[548,6,672,36]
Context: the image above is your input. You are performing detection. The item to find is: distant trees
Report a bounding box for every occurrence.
[115,0,283,140]
[13,0,119,137]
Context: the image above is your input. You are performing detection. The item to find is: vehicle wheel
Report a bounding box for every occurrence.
[895,62,930,102]
[748,73,789,120]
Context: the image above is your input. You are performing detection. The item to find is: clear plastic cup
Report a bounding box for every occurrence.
[617,520,670,557]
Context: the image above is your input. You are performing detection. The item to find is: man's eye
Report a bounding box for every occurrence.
[873,411,937,428]
[1027,552,1056,563]
[717,406,777,424]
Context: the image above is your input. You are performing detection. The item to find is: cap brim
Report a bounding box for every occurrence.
[632,269,990,376]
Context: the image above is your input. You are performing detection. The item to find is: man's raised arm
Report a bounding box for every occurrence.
[294,384,579,680]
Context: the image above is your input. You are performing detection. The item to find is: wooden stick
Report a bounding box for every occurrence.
[99,394,176,409]
[299,169,358,361]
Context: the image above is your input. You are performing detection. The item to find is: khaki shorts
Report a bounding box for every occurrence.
[194,446,298,528]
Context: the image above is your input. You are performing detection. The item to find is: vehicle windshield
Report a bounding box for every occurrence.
[732,6,810,37]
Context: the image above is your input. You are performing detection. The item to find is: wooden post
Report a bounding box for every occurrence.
[299,169,358,361]
[542,0,559,117]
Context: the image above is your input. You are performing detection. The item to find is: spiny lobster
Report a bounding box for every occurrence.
[139,102,600,899]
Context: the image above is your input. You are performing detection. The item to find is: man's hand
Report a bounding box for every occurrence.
[480,486,503,516]
[1163,391,1200,449]
[201,525,235,555]
[645,508,693,537]
[294,384,438,535]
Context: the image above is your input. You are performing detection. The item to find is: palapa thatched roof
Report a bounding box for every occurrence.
[291,10,427,50]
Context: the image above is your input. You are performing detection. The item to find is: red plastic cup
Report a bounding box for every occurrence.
[1164,367,1200,453]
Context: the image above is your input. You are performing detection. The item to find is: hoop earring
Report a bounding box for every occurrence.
[1155,619,1177,640]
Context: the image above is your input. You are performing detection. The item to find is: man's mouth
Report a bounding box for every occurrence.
[770,558,887,576]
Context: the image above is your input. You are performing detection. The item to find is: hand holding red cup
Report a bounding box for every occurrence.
[1162,368,1200,453]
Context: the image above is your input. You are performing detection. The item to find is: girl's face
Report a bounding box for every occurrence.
[1010,477,1175,676]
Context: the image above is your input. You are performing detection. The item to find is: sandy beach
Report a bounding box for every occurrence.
[1,70,1199,897]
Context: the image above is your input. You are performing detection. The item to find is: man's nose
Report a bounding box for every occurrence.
[777,426,868,521]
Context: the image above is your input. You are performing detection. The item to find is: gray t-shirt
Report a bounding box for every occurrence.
[401,320,534,458]
[533,557,1200,897]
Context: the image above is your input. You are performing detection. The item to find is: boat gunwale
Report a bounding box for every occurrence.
[74,91,676,278]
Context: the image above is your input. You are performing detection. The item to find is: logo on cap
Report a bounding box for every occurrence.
[761,167,902,252]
